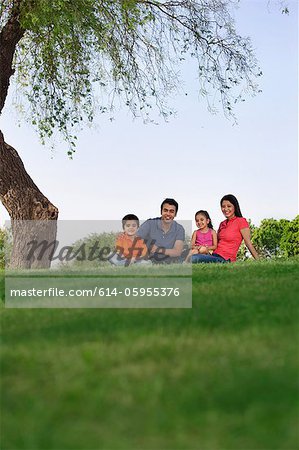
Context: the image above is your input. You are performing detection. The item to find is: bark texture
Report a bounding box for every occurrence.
[0,130,59,268]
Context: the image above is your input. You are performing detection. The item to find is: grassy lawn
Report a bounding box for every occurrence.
[1,259,298,449]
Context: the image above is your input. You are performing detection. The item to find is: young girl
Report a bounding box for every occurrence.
[185,210,217,262]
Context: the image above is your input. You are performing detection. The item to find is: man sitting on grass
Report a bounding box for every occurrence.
[137,198,186,264]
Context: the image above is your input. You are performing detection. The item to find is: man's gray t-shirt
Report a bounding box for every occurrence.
[137,218,185,250]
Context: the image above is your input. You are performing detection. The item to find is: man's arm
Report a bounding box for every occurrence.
[152,239,184,257]
[163,223,185,256]
[165,240,184,257]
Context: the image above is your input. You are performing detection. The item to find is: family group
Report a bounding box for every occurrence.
[109,194,259,266]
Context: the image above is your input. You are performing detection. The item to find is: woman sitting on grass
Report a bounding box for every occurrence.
[192,194,259,264]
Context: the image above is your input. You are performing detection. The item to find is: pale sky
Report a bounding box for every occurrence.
[0,1,298,232]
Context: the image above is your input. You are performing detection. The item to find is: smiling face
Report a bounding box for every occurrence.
[161,203,177,223]
[221,200,236,220]
[195,213,210,230]
[123,220,138,236]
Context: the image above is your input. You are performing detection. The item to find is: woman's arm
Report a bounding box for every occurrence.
[209,229,218,251]
[241,228,259,260]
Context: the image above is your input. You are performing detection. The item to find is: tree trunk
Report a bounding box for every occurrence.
[0,130,59,268]
[0,2,58,269]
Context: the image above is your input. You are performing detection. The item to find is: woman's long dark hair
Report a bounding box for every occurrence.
[220,194,243,217]
[195,210,214,229]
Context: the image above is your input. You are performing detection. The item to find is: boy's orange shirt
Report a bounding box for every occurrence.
[116,233,148,259]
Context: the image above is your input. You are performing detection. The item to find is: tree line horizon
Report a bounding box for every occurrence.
[1,216,298,269]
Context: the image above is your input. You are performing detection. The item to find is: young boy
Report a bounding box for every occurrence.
[109,214,150,266]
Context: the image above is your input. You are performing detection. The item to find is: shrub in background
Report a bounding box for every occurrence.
[0,227,12,269]
[0,227,5,269]
[280,216,299,257]
[61,232,118,269]
[251,218,290,258]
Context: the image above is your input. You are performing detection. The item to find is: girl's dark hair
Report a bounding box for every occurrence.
[220,194,243,217]
[195,210,213,229]
[122,214,139,228]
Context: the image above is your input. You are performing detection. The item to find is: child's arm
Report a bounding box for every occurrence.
[241,228,259,260]
[134,238,149,259]
[191,230,197,249]
[115,234,125,256]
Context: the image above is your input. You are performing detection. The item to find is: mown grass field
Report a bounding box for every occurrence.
[1,258,299,449]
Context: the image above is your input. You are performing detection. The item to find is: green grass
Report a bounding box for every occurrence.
[1,259,299,449]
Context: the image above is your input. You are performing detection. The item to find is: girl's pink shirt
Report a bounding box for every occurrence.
[195,228,213,247]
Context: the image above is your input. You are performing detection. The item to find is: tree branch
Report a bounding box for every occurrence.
[0,0,25,113]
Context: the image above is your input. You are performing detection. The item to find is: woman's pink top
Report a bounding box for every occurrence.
[215,217,249,262]
[195,228,213,247]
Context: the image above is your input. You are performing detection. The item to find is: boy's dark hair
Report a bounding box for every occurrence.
[122,214,139,229]
[220,194,243,217]
[195,210,214,229]
[160,198,179,214]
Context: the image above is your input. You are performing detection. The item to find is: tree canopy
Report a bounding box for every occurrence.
[1,0,262,155]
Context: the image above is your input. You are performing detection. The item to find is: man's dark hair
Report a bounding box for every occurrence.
[160,198,179,214]
[122,214,139,228]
